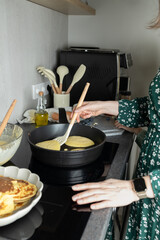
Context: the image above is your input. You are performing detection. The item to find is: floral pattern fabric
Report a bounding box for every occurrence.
[105,69,160,240]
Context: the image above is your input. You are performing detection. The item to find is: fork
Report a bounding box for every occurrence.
[54,82,90,146]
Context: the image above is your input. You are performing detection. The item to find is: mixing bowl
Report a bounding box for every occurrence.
[0,123,23,165]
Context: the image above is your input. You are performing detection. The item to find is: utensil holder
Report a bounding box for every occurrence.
[53,92,70,108]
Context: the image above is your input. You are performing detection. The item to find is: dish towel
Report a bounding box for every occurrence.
[17,107,72,124]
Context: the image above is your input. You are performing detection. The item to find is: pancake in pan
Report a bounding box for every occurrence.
[36,140,60,151]
[65,136,95,148]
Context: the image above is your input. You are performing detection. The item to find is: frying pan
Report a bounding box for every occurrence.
[27,123,106,168]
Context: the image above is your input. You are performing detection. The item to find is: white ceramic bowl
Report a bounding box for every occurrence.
[0,123,23,165]
[0,166,43,226]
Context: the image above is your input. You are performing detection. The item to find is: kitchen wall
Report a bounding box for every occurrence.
[1,0,160,124]
[68,0,160,99]
[0,0,68,123]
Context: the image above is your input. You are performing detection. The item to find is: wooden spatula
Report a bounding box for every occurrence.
[0,99,17,137]
[54,82,90,146]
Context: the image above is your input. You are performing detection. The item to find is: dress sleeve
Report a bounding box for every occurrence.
[117,97,150,128]
[149,170,160,200]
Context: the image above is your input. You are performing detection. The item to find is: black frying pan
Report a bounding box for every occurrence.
[28,123,106,168]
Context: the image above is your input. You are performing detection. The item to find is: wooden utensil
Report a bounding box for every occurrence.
[0,99,17,137]
[54,82,90,146]
[44,68,61,94]
[37,66,57,94]
[66,64,86,94]
[56,65,69,94]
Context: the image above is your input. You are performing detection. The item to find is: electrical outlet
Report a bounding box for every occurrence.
[32,82,50,99]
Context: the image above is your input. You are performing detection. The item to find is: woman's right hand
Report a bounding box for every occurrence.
[72,101,119,122]
[74,101,104,122]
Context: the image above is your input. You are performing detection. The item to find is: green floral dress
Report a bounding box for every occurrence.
[105,69,160,240]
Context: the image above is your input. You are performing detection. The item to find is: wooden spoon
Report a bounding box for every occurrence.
[56,65,69,94]
[0,99,17,137]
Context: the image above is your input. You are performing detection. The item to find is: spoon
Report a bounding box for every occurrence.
[56,65,69,94]
[66,64,86,94]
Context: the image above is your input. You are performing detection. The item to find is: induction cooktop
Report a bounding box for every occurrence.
[29,141,118,186]
[0,141,119,240]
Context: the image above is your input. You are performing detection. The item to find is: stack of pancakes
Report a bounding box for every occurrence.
[0,175,37,217]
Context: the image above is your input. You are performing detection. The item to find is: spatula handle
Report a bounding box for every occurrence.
[65,84,73,94]
[70,82,90,125]
[0,99,17,136]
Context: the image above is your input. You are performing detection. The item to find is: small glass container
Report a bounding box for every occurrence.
[35,91,48,127]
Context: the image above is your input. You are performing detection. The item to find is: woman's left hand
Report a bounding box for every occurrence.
[72,179,139,210]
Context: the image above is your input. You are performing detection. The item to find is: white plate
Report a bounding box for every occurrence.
[0,204,43,239]
[0,166,43,227]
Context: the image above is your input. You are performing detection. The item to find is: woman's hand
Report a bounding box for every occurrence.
[114,120,142,135]
[72,101,119,122]
[72,179,139,210]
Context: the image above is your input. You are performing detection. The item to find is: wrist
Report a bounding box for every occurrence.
[134,127,142,135]
[104,101,119,116]
[129,180,139,201]
[143,176,155,198]
[131,176,155,200]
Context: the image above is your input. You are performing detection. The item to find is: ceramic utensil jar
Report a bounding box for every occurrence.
[53,92,70,108]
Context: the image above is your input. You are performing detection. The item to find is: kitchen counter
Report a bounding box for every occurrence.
[2,123,134,240]
[81,131,134,240]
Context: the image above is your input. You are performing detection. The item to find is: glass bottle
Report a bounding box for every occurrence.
[35,91,48,127]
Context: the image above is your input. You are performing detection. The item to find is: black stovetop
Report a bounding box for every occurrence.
[0,141,118,240]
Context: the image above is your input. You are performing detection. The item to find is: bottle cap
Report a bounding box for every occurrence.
[39,91,44,96]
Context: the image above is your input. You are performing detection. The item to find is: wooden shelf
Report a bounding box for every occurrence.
[27,0,96,15]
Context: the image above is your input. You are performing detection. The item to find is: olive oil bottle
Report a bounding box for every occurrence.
[35,91,48,127]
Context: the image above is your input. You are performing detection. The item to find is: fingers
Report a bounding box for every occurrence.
[114,120,123,129]
[72,189,120,209]
[72,184,120,204]
[72,181,106,191]
[74,101,97,118]
[74,102,90,113]
[71,108,81,123]
[75,193,109,205]
[90,200,112,210]
[72,179,125,192]
[71,102,91,122]
[72,188,105,201]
